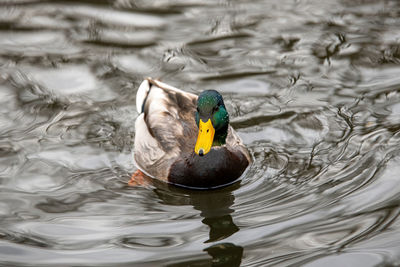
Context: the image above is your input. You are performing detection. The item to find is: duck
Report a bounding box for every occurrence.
[132,77,251,189]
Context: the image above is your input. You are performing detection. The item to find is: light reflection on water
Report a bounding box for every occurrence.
[1,0,400,266]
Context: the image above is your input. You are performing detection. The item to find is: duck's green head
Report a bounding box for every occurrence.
[195,90,229,156]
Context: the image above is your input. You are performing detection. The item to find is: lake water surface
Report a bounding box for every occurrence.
[1,0,400,266]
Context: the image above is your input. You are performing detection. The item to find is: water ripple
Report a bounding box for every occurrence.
[1,0,400,266]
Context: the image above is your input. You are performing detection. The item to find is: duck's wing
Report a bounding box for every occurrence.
[226,126,252,163]
[134,78,198,180]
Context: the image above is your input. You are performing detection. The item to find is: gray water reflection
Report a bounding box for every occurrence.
[1,0,400,266]
[154,183,243,266]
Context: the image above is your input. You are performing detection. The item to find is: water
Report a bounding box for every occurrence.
[1,0,400,266]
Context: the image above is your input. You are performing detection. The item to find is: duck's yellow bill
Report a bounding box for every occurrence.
[195,119,215,156]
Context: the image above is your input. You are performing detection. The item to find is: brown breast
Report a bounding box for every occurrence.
[167,147,249,189]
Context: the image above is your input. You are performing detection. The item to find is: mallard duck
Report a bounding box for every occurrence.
[133,78,250,189]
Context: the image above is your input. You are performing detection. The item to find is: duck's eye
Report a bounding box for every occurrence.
[213,106,219,112]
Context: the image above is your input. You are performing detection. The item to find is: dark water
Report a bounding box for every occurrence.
[1,0,400,266]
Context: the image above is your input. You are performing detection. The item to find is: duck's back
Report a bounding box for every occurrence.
[134,78,198,180]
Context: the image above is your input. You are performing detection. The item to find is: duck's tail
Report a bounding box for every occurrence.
[136,77,197,114]
[136,78,151,114]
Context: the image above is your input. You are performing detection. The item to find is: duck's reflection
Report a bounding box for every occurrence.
[153,181,243,267]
